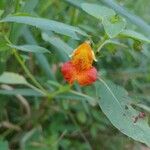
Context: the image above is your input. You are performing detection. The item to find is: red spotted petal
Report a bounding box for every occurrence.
[61,41,98,86]
[77,67,97,86]
[61,61,76,84]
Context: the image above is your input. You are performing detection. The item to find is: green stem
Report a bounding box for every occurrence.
[5,36,71,100]
[70,8,79,25]
[48,85,70,99]
[96,34,109,52]
[97,40,109,52]
[4,35,47,95]
[70,90,96,106]
[15,0,20,12]
[13,49,47,94]
[27,83,46,96]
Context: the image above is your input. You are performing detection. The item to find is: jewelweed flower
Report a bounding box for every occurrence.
[61,41,97,86]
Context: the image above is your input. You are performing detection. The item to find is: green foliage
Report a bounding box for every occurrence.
[82,3,115,19]
[0,88,43,97]
[102,15,126,38]
[0,140,9,150]
[82,3,126,37]
[8,44,51,54]
[42,33,73,61]
[120,30,150,43]
[0,0,150,149]
[0,15,87,40]
[96,80,150,146]
[0,72,28,85]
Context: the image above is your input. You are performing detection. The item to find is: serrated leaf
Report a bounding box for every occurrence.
[0,72,28,85]
[8,44,51,53]
[82,3,115,20]
[96,80,150,147]
[120,30,150,43]
[102,16,126,38]
[0,15,87,40]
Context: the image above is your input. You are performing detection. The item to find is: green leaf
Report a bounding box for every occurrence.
[101,0,150,36]
[0,15,87,40]
[0,88,43,97]
[77,111,87,124]
[96,80,150,146]
[20,127,49,150]
[22,0,39,13]
[0,140,9,150]
[42,33,73,61]
[23,27,56,80]
[102,15,126,38]
[0,72,28,85]
[81,3,126,38]
[0,61,5,75]
[8,44,51,54]
[81,3,115,20]
[57,90,96,106]
[64,0,84,9]
[97,39,127,52]
[0,9,4,17]
[120,30,150,43]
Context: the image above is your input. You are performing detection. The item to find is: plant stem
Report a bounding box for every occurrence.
[96,35,109,52]
[27,83,46,96]
[15,0,20,12]
[13,49,47,94]
[70,90,96,106]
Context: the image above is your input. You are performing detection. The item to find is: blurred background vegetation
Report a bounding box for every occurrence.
[0,0,150,149]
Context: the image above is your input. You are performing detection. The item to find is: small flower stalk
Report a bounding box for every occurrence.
[61,41,97,86]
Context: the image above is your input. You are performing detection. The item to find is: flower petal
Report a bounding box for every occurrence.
[71,41,95,70]
[61,61,76,84]
[61,41,98,86]
[77,67,97,86]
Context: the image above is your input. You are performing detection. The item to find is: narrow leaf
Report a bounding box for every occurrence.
[0,15,87,40]
[0,72,28,85]
[120,30,150,43]
[42,33,73,61]
[82,3,115,20]
[8,44,51,53]
[64,0,84,9]
[0,88,43,97]
[23,27,56,80]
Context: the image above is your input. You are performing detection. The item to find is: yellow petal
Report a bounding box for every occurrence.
[71,41,96,70]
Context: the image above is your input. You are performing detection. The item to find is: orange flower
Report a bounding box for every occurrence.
[61,41,97,86]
